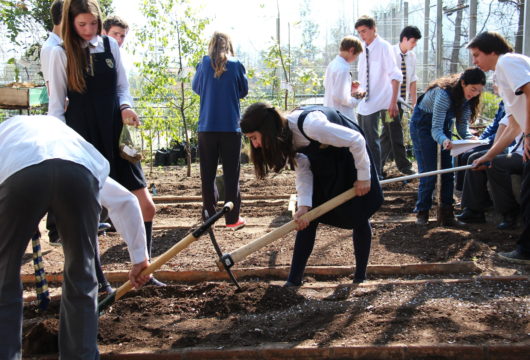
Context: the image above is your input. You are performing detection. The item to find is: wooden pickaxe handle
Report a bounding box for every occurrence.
[218,164,474,270]
[98,202,233,315]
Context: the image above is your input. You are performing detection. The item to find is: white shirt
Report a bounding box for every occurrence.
[494,53,530,133]
[323,55,359,120]
[40,32,61,84]
[0,115,109,187]
[47,35,133,123]
[0,115,148,265]
[499,114,524,156]
[357,35,403,116]
[392,44,418,102]
[287,110,371,208]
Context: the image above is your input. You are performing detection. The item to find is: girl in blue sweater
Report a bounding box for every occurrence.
[192,32,248,228]
[410,68,485,225]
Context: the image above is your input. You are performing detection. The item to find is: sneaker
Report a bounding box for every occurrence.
[416,210,429,225]
[498,249,530,264]
[226,217,246,231]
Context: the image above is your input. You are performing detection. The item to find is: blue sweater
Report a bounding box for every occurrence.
[479,101,505,144]
[192,56,248,132]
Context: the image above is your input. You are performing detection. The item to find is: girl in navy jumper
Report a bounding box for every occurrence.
[48,0,162,287]
[192,32,248,229]
[410,68,485,225]
[241,103,382,285]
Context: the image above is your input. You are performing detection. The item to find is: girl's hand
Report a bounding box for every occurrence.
[122,108,140,126]
[294,206,311,230]
[443,139,453,150]
[354,179,371,196]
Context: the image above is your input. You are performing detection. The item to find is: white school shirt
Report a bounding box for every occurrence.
[40,32,61,84]
[0,115,148,265]
[357,35,403,116]
[494,53,530,133]
[287,110,371,208]
[392,44,418,102]
[323,55,359,120]
[47,35,133,123]
[499,114,524,156]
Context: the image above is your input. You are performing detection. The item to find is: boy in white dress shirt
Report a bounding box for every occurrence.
[354,15,403,179]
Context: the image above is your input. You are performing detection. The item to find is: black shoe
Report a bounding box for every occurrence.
[400,168,415,176]
[498,249,530,264]
[146,277,166,287]
[455,208,485,224]
[416,210,429,225]
[98,222,112,235]
[497,212,517,230]
[98,282,114,296]
[283,280,302,288]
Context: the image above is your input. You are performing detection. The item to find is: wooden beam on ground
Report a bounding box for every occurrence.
[20,261,482,284]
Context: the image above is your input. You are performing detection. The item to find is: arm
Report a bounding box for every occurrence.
[455,105,474,140]
[386,45,402,117]
[409,53,418,106]
[238,62,249,99]
[47,46,68,122]
[389,79,400,117]
[521,83,530,161]
[410,81,417,107]
[430,89,452,147]
[294,153,313,230]
[329,69,359,108]
[474,115,521,166]
[191,63,202,95]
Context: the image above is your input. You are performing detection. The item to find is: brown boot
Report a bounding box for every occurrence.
[416,210,429,225]
[440,205,462,227]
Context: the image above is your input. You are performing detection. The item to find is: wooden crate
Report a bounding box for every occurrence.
[0,86,48,109]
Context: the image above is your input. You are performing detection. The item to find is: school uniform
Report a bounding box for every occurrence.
[380,44,417,174]
[494,53,530,255]
[284,107,382,284]
[40,32,61,84]
[323,55,359,120]
[409,87,473,212]
[0,115,108,360]
[357,35,403,177]
[192,55,248,225]
[48,35,145,191]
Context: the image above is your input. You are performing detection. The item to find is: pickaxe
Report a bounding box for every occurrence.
[216,164,474,271]
[98,202,234,315]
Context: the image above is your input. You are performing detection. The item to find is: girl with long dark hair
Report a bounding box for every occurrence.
[410,67,486,225]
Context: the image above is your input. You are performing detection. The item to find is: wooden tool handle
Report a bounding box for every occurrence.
[114,232,199,301]
[228,187,357,264]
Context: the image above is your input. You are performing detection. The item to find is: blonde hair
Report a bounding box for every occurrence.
[208,32,234,78]
[61,0,102,93]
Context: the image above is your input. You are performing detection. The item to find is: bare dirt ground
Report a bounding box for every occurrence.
[20,164,529,358]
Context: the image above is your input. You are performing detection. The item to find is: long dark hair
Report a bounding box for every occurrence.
[240,102,296,179]
[425,67,486,123]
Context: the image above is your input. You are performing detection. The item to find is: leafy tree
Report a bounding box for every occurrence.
[132,0,209,176]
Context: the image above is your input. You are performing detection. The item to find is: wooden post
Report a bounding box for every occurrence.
[436,144,443,224]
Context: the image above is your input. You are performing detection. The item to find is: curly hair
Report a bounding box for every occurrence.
[425,67,486,123]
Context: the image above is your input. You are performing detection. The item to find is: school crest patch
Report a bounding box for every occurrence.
[106,58,114,69]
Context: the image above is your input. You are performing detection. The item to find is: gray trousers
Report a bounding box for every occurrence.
[358,110,386,177]
[0,159,100,360]
[461,151,521,215]
[380,106,413,172]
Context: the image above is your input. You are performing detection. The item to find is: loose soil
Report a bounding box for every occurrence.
[20,164,529,357]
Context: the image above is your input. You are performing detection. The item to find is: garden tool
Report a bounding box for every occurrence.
[31,231,50,311]
[98,202,234,315]
[204,209,241,291]
[216,164,474,271]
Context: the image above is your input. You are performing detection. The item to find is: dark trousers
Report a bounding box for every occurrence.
[381,106,412,173]
[198,132,242,225]
[0,159,100,360]
[455,144,491,191]
[287,220,372,284]
[461,151,522,215]
[358,110,385,177]
[517,160,530,254]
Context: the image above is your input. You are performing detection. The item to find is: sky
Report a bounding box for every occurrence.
[112,0,386,62]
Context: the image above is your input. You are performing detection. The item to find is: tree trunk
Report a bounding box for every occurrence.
[449,0,464,74]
